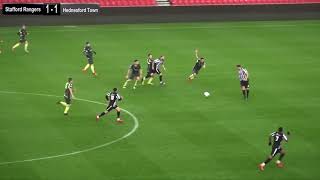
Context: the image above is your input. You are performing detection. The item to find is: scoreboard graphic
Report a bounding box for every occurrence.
[2,3,100,15]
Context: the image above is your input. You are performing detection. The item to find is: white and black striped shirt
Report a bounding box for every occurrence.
[271,131,288,147]
[64,82,73,98]
[238,68,249,81]
[106,92,122,107]
[153,59,164,70]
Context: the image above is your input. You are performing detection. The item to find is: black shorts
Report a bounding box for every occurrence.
[151,68,157,74]
[145,71,153,77]
[19,39,26,43]
[129,73,140,80]
[192,68,200,75]
[86,56,94,64]
[64,96,72,105]
[106,105,118,112]
[148,67,155,74]
[240,80,249,88]
[270,146,282,157]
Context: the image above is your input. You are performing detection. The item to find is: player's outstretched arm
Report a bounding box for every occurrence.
[125,69,131,79]
[69,88,74,98]
[162,64,166,71]
[284,132,290,142]
[195,49,199,59]
[268,135,272,146]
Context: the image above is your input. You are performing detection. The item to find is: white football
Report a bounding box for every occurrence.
[204,92,210,97]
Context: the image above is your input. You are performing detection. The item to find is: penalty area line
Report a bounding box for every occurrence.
[0,90,139,165]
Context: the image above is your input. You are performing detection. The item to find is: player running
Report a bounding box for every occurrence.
[12,25,29,53]
[82,42,97,76]
[141,53,154,85]
[147,55,166,85]
[96,88,123,123]
[123,60,142,89]
[57,77,74,115]
[259,127,290,171]
[188,49,206,81]
[236,64,250,100]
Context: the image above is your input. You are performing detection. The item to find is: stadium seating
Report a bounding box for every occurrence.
[170,0,320,6]
[100,0,156,7]
[1,0,320,8]
[0,0,157,7]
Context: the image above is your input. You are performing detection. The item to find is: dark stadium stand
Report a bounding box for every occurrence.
[170,0,320,6]
[100,0,156,7]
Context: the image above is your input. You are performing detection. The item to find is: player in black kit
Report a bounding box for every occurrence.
[259,127,290,171]
[96,88,123,123]
[142,53,154,85]
[57,77,74,115]
[12,25,29,53]
[123,60,142,89]
[188,49,206,81]
[82,42,97,76]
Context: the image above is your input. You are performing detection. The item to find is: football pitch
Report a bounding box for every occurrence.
[0,20,319,180]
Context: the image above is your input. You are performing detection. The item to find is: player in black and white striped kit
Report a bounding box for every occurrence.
[259,127,290,171]
[96,88,123,123]
[236,64,250,100]
[147,56,166,85]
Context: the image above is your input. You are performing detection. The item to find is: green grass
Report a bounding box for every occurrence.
[0,20,320,180]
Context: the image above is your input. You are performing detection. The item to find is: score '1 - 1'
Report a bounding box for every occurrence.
[46,4,59,14]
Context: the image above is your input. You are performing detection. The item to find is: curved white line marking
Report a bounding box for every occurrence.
[0,90,139,165]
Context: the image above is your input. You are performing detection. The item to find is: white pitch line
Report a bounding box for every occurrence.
[0,90,139,165]
[1,23,319,34]
[33,24,302,32]
[63,25,78,28]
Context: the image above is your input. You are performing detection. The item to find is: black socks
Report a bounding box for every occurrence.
[99,112,106,117]
[242,90,246,99]
[279,153,285,161]
[264,158,271,164]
